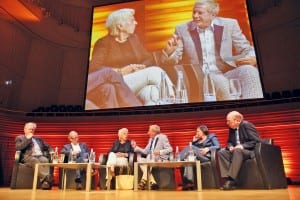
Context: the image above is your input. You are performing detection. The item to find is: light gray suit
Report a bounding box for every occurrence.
[134,133,173,182]
[167,17,263,101]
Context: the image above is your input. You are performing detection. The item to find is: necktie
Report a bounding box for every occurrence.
[236,129,240,145]
[149,139,154,151]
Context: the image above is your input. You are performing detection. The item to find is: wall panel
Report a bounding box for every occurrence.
[0,104,300,186]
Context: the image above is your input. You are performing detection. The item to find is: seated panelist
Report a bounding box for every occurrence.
[105,128,134,188]
[15,122,54,190]
[131,124,173,190]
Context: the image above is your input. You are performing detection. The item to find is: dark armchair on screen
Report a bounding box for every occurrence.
[98,152,134,190]
[236,139,287,189]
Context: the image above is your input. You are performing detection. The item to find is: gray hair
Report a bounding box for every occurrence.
[227,111,244,121]
[106,8,135,36]
[194,0,220,15]
[118,128,128,138]
[68,130,78,139]
[149,124,160,133]
[24,122,37,129]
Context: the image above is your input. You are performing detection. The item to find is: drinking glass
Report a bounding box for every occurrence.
[203,72,216,102]
[83,152,89,163]
[89,152,96,164]
[229,79,242,99]
[150,85,160,105]
[58,154,65,163]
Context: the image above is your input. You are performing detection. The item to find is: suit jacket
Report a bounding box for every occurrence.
[15,135,53,162]
[192,133,220,157]
[226,120,261,151]
[61,143,89,159]
[134,133,173,160]
[168,17,255,72]
[109,140,133,154]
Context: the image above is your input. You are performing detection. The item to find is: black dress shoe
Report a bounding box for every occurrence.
[150,183,159,190]
[220,180,236,190]
[76,183,83,190]
[182,183,195,190]
[41,181,51,190]
[138,180,146,190]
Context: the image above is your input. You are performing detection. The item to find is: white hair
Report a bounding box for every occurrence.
[118,128,128,138]
[106,8,135,36]
[24,122,37,129]
[194,0,220,15]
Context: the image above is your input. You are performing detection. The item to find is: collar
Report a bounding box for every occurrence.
[188,19,215,32]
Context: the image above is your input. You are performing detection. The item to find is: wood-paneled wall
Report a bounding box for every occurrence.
[0,104,300,186]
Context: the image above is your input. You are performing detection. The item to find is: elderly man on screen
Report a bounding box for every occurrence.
[131,124,173,190]
[163,0,263,101]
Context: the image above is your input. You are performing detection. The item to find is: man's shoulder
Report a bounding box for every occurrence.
[158,133,169,140]
[213,17,238,26]
[175,21,194,31]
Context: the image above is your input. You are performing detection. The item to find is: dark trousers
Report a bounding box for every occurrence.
[87,67,142,108]
[218,148,254,180]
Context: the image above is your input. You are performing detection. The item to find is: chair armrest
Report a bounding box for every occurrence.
[255,143,287,188]
[14,151,21,164]
[128,153,134,167]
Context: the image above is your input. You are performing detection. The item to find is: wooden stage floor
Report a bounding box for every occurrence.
[0,186,299,200]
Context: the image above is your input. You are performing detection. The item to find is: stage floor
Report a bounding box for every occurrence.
[0,186,299,200]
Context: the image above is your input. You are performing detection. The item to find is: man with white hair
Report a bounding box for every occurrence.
[218,111,261,190]
[15,122,53,189]
[164,0,263,102]
[131,124,173,190]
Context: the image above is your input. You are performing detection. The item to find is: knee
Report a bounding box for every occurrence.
[232,148,243,155]
[101,83,115,93]
[238,65,259,76]
[218,148,227,156]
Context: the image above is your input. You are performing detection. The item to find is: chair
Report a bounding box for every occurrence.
[236,139,287,189]
[98,153,134,190]
[163,64,204,103]
[10,151,53,189]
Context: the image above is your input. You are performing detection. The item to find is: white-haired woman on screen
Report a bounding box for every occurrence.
[89,8,174,106]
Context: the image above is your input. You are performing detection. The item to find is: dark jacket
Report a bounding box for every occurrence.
[15,135,53,162]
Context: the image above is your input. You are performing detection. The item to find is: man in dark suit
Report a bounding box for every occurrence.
[218,111,261,190]
[131,124,173,190]
[61,130,90,190]
[15,122,53,189]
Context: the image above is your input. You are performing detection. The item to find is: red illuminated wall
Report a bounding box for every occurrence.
[0,104,300,186]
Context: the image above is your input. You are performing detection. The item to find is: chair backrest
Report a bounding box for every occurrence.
[261,138,273,145]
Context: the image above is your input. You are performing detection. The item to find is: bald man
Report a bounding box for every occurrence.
[131,124,173,190]
[218,111,261,190]
[61,131,90,190]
